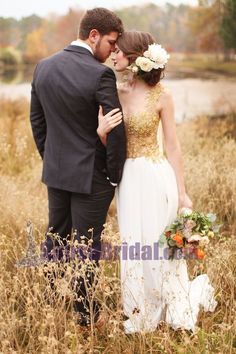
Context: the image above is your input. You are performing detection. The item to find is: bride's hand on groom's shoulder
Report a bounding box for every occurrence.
[178,193,193,211]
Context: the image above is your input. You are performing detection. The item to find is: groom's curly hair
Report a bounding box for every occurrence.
[79,8,123,39]
[117,31,165,87]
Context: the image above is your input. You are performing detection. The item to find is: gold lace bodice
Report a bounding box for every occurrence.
[124,83,164,162]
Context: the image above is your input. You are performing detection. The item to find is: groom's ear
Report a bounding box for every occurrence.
[89,29,101,44]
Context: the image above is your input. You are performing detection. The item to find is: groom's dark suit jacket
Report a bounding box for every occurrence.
[30,45,126,194]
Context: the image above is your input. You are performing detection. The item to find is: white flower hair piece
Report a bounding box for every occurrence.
[129,43,170,74]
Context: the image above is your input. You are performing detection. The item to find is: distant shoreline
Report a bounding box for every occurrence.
[1,63,236,86]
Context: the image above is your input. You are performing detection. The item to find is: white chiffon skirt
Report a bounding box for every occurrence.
[116,157,217,334]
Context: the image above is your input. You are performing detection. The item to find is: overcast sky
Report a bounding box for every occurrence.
[1,0,198,19]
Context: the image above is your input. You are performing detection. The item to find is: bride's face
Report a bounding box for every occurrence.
[112,45,129,72]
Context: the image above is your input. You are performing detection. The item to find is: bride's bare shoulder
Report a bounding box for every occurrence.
[159,86,173,104]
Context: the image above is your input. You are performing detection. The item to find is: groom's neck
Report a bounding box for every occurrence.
[77,38,94,54]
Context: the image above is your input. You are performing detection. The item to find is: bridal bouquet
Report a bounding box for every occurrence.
[160,208,221,260]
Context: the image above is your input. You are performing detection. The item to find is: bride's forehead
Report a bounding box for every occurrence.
[114,44,122,52]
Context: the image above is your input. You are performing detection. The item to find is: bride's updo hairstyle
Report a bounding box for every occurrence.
[117,31,165,87]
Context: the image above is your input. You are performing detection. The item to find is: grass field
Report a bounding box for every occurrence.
[0,97,235,353]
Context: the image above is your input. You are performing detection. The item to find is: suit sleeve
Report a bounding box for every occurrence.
[30,65,47,159]
[95,67,126,184]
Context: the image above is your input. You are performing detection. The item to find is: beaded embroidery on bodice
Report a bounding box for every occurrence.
[124,83,164,162]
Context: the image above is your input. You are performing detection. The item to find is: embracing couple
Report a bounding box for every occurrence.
[30,7,217,334]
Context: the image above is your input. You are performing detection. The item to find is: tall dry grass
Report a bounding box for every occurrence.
[0,97,235,353]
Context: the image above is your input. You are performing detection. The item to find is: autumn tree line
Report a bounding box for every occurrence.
[0,0,235,66]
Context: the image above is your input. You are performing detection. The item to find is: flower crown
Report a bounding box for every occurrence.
[129,43,170,74]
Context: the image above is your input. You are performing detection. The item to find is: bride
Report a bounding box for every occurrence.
[97,31,217,334]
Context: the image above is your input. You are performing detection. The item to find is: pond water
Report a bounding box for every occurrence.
[0,67,235,122]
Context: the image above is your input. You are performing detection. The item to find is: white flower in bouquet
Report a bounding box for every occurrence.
[188,234,202,242]
[179,207,193,217]
[206,213,217,222]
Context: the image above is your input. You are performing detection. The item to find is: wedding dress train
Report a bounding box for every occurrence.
[116,84,217,333]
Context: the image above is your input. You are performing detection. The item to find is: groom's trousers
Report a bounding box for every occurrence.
[43,173,115,319]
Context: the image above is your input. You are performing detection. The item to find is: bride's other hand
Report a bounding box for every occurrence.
[178,193,193,211]
[97,106,123,145]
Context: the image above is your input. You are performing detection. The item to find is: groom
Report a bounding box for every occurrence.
[30,8,126,326]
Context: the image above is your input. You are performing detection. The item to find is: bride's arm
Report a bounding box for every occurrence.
[159,91,192,210]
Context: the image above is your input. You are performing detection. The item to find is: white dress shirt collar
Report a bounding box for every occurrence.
[70,39,94,55]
